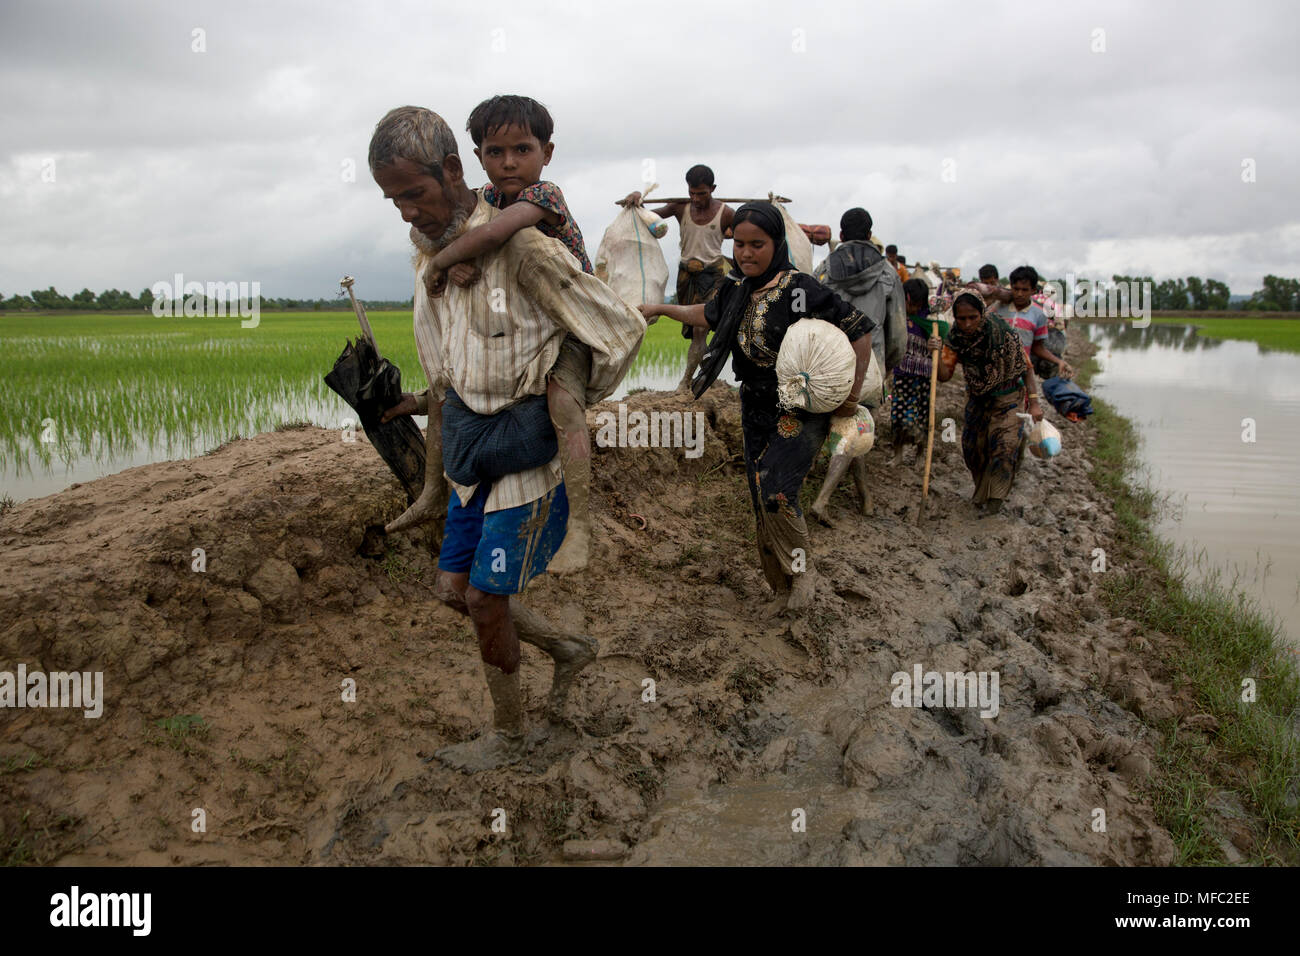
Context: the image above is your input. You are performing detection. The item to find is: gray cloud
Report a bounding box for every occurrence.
[1,0,1297,300]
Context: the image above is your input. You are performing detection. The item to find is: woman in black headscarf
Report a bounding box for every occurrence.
[640,202,874,612]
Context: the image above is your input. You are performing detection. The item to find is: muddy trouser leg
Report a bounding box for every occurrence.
[980,394,1026,506]
[509,600,598,721]
[765,503,815,610]
[754,510,791,595]
[963,397,990,504]
[741,400,790,594]
[387,399,449,534]
[743,391,829,606]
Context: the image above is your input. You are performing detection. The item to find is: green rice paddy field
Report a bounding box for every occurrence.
[6,307,1292,497]
[1151,315,1300,354]
[0,310,689,490]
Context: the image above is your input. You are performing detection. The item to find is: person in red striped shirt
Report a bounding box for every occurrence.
[994,265,1072,378]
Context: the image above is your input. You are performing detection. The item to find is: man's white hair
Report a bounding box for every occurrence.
[368,105,459,182]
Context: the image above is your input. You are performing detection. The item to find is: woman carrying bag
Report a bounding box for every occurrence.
[640,202,873,612]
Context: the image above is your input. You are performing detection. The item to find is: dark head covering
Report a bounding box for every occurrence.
[945,290,1026,398]
[691,201,792,397]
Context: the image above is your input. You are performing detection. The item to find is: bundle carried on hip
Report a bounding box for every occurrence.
[775,319,856,413]
[440,389,558,486]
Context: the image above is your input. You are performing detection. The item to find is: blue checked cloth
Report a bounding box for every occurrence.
[441,388,558,486]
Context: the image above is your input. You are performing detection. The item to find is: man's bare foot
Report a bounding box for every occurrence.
[546,633,598,721]
[810,504,833,527]
[386,485,447,534]
[784,570,816,613]
[434,730,524,773]
[548,525,589,574]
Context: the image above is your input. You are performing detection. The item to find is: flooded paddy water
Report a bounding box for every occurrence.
[1083,322,1300,647]
[0,311,719,504]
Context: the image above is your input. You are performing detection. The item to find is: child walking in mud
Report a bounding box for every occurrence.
[398,94,601,574]
[891,278,949,466]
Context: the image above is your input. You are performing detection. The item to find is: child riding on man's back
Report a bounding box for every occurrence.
[421,94,601,574]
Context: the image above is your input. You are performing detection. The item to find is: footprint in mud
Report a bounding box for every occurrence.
[581,709,631,738]
[521,722,584,772]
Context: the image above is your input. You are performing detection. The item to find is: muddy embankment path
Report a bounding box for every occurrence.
[1,327,1192,865]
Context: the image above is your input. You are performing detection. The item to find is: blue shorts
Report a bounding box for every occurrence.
[438,482,569,595]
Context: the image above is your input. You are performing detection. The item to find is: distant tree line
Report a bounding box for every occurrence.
[1096,276,1232,311]
[1022,275,1297,312]
[0,288,415,312]
[3,277,1299,314]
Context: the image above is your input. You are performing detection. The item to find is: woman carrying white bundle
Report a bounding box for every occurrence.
[639,202,874,612]
[775,319,858,413]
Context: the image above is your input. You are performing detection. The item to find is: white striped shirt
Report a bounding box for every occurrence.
[413,190,645,513]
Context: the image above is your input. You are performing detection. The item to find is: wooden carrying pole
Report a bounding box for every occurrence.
[917,339,942,524]
[616,195,792,206]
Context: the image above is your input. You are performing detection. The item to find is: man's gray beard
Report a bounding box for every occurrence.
[409,209,468,257]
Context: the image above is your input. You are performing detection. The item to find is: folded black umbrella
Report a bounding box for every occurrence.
[324,336,425,502]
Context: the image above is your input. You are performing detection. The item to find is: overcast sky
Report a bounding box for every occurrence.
[2,0,1297,301]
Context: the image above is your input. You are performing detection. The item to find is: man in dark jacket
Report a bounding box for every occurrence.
[813,208,906,404]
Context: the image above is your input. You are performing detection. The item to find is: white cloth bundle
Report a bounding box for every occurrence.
[593,205,669,308]
[776,319,856,413]
[776,203,814,274]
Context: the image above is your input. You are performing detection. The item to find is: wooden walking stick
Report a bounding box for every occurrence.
[917,333,942,525]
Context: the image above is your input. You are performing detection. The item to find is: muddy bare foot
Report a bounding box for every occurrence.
[784,571,816,614]
[546,634,598,721]
[434,730,524,773]
[764,591,791,617]
[385,486,448,534]
[810,504,833,528]
[548,525,589,574]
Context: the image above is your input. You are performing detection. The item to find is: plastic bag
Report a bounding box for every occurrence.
[593,205,669,308]
[858,349,884,408]
[1028,418,1062,459]
[776,319,856,413]
[825,406,875,458]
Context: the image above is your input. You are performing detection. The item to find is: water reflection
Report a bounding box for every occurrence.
[1087,322,1228,353]
[1083,322,1300,646]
